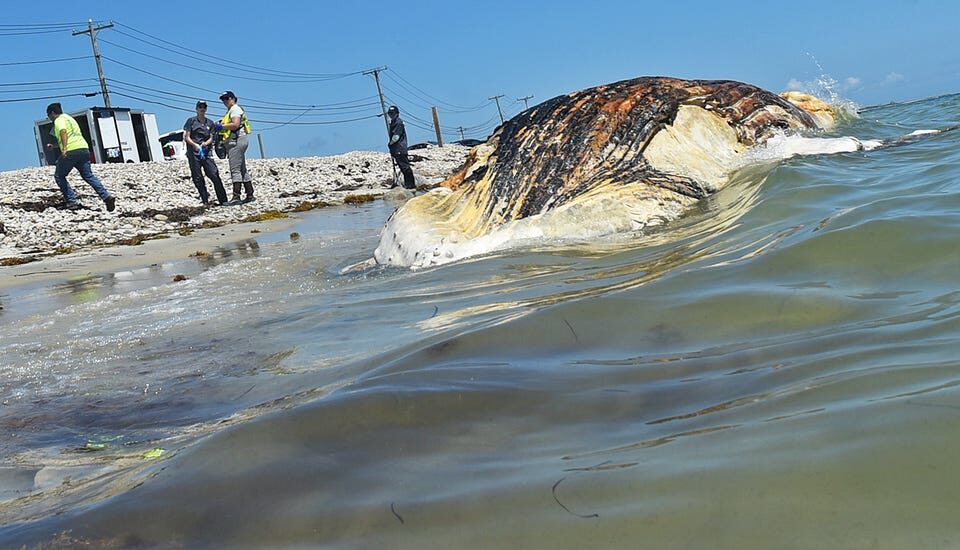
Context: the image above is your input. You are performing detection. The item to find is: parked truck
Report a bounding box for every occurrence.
[34,106,164,166]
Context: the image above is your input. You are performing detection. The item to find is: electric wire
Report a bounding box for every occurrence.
[0,22,87,28]
[0,92,99,104]
[107,79,381,115]
[99,38,353,83]
[111,91,380,126]
[0,78,98,87]
[0,29,77,37]
[387,69,490,112]
[102,57,378,111]
[109,82,380,119]
[112,22,362,80]
[0,84,96,95]
[0,56,89,66]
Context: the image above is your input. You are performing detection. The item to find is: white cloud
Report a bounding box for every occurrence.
[884,72,905,84]
[844,77,861,88]
[786,78,805,91]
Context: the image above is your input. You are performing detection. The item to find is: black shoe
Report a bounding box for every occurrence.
[65,201,81,211]
[105,196,116,212]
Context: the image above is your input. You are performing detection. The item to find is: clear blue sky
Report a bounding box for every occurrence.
[2,0,957,172]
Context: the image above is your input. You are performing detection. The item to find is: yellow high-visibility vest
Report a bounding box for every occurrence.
[220,108,252,140]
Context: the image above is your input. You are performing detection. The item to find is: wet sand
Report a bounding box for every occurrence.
[0,215,299,292]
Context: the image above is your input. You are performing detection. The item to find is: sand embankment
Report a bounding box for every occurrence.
[0,146,469,270]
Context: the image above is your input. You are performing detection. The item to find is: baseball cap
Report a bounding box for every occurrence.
[196,100,207,108]
[219,90,237,101]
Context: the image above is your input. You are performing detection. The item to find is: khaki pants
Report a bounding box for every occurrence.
[224,133,251,183]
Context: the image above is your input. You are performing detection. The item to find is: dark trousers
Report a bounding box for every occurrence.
[54,149,110,203]
[392,152,416,189]
[187,150,228,204]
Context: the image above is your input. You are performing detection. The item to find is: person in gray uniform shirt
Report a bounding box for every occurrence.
[387,105,416,189]
[183,100,228,206]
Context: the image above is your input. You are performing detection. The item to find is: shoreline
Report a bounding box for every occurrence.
[0,214,300,292]
[0,145,469,268]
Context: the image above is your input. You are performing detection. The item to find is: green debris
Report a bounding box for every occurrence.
[142,448,165,459]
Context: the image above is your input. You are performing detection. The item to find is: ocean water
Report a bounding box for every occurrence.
[2,93,959,548]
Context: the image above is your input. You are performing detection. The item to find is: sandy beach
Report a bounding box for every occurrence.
[0,145,469,287]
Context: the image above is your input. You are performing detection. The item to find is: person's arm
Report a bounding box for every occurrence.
[389,120,401,145]
[202,121,214,147]
[183,120,199,150]
[58,129,69,156]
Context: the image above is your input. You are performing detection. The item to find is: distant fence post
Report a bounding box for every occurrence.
[257,134,265,159]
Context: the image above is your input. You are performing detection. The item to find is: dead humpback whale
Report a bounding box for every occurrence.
[373,77,835,269]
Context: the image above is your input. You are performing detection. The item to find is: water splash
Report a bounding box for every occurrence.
[795,53,861,120]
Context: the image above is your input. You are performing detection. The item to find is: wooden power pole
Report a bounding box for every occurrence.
[489,94,505,124]
[431,106,443,147]
[364,66,397,182]
[73,19,113,108]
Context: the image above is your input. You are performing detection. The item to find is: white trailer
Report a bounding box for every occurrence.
[34,107,164,166]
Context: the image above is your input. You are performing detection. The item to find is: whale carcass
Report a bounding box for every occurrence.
[374,76,835,268]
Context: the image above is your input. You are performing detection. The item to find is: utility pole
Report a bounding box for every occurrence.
[257,134,266,159]
[364,66,397,182]
[431,106,443,147]
[489,94,505,124]
[73,19,113,108]
[518,95,534,110]
[458,126,465,141]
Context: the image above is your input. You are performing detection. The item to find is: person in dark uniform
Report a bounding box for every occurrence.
[387,105,416,189]
[183,100,228,206]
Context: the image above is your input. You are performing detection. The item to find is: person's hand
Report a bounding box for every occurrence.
[46,143,55,150]
[214,121,223,131]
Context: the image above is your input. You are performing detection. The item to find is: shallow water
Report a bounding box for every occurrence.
[2,94,960,548]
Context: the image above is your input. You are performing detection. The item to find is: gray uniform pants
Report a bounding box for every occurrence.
[224,133,251,183]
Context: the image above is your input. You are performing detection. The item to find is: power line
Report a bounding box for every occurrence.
[0,56,88,66]
[0,78,98,87]
[387,69,490,112]
[112,22,362,80]
[108,81,380,117]
[111,91,381,126]
[102,56,376,110]
[0,84,96,94]
[0,22,87,28]
[100,38,354,83]
[0,29,77,37]
[0,91,99,104]
[107,78,380,113]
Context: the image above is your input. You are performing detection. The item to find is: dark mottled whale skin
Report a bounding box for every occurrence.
[374,76,827,268]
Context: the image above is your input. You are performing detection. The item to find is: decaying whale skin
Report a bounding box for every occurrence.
[374,76,830,268]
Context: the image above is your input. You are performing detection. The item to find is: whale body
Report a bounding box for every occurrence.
[373,77,836,269]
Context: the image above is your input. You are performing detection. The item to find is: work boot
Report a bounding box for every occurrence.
[230,182,242,205]
[242,182,255,203]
